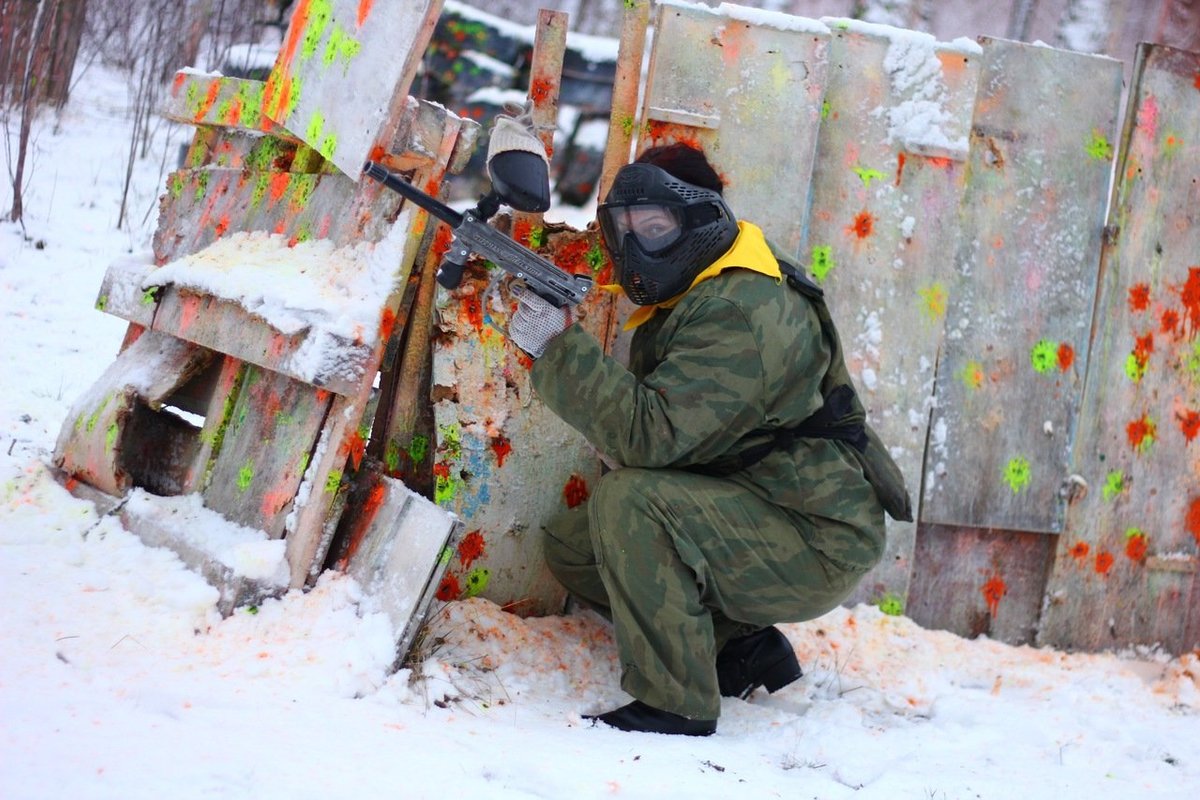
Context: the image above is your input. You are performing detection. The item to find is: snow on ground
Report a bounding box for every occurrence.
[2,50,1199,800]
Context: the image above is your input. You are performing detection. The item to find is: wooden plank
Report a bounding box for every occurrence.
[430,223,617,615]
[906,523,1054,645]
[162,71,286,134]
[921,38,1123,533]
[1039,44,1200,655]
[638,2,830,257]
[337,473,464,662]
[52,330,213,496]
[262,0,444,178]
[597,0,652,200]
[802,20,980,607]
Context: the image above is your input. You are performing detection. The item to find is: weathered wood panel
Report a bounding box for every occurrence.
[262,0,444,178]
[1039,44,1200,654]
[638,2,830,257]
[921,37,1123,533]
[907,523,1055,645]
[803,20,980,608]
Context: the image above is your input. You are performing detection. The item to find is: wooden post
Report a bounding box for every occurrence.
[513,9,567,234]
[597,0,651,201]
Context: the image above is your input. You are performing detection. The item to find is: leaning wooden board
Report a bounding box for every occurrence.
[921,38,1123,534]
[803,19,979,606]
[1039,44,1200,654]
[638,1,830,257]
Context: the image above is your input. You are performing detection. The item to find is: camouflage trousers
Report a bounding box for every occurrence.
[543,466,867,720]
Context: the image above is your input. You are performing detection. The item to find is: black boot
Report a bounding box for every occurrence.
[584,700,716,736]
[716,626,802,699]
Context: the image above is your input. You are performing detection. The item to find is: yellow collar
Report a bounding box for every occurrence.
[621,221,782,330]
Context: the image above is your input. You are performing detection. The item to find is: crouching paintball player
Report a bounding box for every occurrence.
[505,143,911,737]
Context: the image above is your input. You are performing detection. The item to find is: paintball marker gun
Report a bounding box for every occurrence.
[362,112,592,308]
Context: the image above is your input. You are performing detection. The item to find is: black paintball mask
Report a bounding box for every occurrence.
[597,163,739,306]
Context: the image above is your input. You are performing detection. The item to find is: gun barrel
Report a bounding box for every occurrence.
[362,161,463,228]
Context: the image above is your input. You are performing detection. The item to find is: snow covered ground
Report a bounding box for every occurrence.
[2,52,1199,800]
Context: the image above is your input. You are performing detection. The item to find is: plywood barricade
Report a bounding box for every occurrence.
[54,0,469,656]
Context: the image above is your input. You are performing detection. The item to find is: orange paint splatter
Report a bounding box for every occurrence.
[1125,531,1148,562]
[512,218,535,247]
[225,96,242,127]
[925,156,954,170]
[1186,498,1200,545]
[490,435,512,467]
[1195,72,1200,91]
[1133,332,1154,367]
[1068,541,1090,561]
[847,211,875,240]
[214,215,230,238]
[517,352,534,371]
[563,474,590,509]
[345,430,366,471]
[1056,343,1074,372]
[172,72,186,96]
[1094,551,1115,576]
[1161,308,1181,338]
[357,0,374,26]
[981,575,1007,617]
[895,152,906,186]
[436,572,462,602]
[1179,408,1200,443]
[1180,266,1200,334]
[460,294,484,333]
[529,77,555,104]
[268,173,291,205]
[1128,283,1151,312]
[378,308,397,342]
[457,530,486,569]
[432,224,454,260]
[1126,414,1156,452]
[195,80,220,122]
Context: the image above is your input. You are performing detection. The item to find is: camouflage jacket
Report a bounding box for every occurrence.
[531,234,885,572]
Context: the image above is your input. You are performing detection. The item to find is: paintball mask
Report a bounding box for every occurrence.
[598,163,739,306]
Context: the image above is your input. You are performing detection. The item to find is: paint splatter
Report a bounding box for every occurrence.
[852,166,886,187]
[958,360,985,390]
[1179,409,1200,443]
[981,575,1007,617]
[847,211,875,240]
[918,283,947,323]
[1094,551,1115,576]
[1068,540,1089,561]
[1101,470,1125,501]
[1030,340,1058,374]
[1003,457,1031,494]
[1180,266,1200,335]
[237,461,255,492]
[810,245,835,283]
[457,530,486,569]
[1125,414,1156,454]
[1056,343,1074,372]
[1128,283,1151,312]
[876,594,904,616]
[490,435,512,467]
[464,567,491,597]
[563,474,590,509]
[1085,130,1113,160]
[436,572,461,602]
[324,469,343,494]
[1124,527,1148,562]
[1161,308,1181,338]
[895,152,907,186]
[1186,498,1200,545]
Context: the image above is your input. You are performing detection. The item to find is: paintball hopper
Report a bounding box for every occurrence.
[486,111,551,213]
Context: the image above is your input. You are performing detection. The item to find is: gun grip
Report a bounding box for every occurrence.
[436,259,466,290]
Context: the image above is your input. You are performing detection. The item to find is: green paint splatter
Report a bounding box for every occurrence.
[958,360,985,390]
[105,422,119,453]
[434,471,458,505]
[528,226,546,248]
[298,452,310,477]
[1186,342,1200,378]
[464,567,491,597]
[95,295,108,312]
[319,134,337,161]
[439,545,454,565]
[1086,130,1113,161]
[1030,339,1058,374]
[877,593,904,616]
[439,423,462,458]
[821,99,831,120]
[237,461,255,492]
[323,24,362,69]
[1101,470,1125,501]
[809,245,834,283]
[301,0,334,61]
[169,173,185,199]
[621,114,635,137]
[853,166,887,187]
[285,76,302,118]
[141,288,158,305]
[251,173,271,208]
[306,111,325,148]
[384,440,402,473]
[918,282,947,322]
[1003,456,1032,494]
[290,173,317,207]
[586,243,606,273]
[85,394,111,433]
[238,82,263,128]
[1124,352,1147,382]
[186,81,202,115]
[325,469,343,494]
[194,171,210,202]
[408,435,429,464]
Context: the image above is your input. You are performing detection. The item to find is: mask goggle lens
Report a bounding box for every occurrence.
[599,204,684,257]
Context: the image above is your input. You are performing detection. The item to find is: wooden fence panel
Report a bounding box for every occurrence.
[803,19,980,607]
[262,0,443,178]
[921,38,1123,533]
[1039,44,1200,654]
[638,2,830,257]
